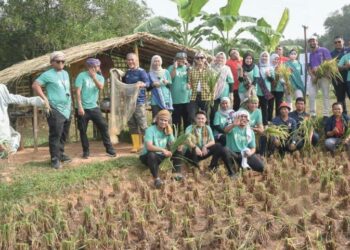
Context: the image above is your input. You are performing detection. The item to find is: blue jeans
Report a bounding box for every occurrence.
[324,137,342,152]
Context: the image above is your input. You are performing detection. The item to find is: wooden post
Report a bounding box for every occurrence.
[302,25,308,102]
[134,43,139,63]
[33,106,38,152]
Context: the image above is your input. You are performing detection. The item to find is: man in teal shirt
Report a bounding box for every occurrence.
[32,51,72,169]
[75,58,116,159]
[168,52,191,131]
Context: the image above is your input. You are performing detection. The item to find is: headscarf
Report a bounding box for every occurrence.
[150,55,165,78]
[240,95,259,110]
[242,52,255,72]
[86,58,101,67]
[50,51,65,62]
[233,110,253,143]
[259,51,271,68]
[219,97,234,117]
[212,52,233,100]
[270,53,280,68]
[156,110,173,135]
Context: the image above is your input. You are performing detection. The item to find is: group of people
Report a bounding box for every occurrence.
[1,34,350,188]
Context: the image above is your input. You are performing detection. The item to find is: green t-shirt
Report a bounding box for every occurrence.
[151,70,173,106]
[338,54,350,81]
[75,71,105,109]
[238,65,259,94]
[226,126,256,152]
[168,65,191,104]
[185,125,214,148]
[141,125,175,155]
[36,68,71,119]
[219,75,234,99]
[239,108,263,127]
[213,111,228,136]
[257,66,275,97]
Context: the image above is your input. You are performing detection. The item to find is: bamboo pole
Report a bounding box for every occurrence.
[302,25,308,102]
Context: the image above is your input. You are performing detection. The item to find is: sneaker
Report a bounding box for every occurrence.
[154,178,164,189]
[60,154,72,163]
[82,151,90,159]
[51,160,62,169]
[106,149,116,157]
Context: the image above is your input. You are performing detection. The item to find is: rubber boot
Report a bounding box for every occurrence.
[131,134,140,153]
[138,134,144,152]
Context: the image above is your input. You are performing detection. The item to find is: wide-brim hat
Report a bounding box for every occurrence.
[279,101,291,111]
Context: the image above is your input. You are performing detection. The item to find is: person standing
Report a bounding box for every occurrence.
[123,53,150,153]
[32,51,72,169]
[168,52,191,131]
[188,51,212,122]
[308,36,332,118]
[275,45,289,64]
[270,53,284,117]
[226,49,242,110]
[333,36,350,114]
[75,58,116,159]
[257,51,275,125]
[238,52,259,102]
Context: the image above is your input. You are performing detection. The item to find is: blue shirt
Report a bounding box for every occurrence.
[289,111,309,127]
[123,68,150,105]
[272,116,297,133]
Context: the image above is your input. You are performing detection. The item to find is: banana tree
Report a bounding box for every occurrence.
[134,0,212,47]
[236,8,290,53]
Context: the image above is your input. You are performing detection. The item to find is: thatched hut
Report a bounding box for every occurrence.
[0,32,197,150]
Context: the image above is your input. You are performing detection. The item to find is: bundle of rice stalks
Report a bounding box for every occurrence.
[264,125,289,145]
[207,69,220,104]
[275,64,292,95]
[313,58,343,84]
[293,117,316,151]
[159,133,193,171]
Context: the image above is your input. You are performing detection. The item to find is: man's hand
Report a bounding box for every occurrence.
[162,149,172,157]
[195,146,203,157]
[332,127,339,135]
[78,106,85,116]
[289,142,297,151]
[153,82,161,88]
[245,149,254,157]
[173,61,178,68]
[201,146,208,156]
[273,138,281,147]
[137,81,146,88]
[88,67,97,79]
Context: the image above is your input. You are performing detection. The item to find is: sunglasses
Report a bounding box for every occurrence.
[195,57,205,60]
[55,60,65,64]
[334,40,342,44]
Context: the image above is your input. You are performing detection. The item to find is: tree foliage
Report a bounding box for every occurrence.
[0,0,151,70]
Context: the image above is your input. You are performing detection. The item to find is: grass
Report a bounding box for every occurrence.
[0,156,145,204]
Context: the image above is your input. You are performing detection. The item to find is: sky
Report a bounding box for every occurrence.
[144,0,349,42]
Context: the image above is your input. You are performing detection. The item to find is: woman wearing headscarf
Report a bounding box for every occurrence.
[149,55,173,118]
[285,49,305,108]
[270,53,284,117]
[184,110,235,177]
[257,51,275,125]
[188,51,211,123]
[212,97,235,146]
[224,110,264,172]
[210,52,234,125]
[238,52,259,102]
[139,110,182,188]
[226,49,243,110]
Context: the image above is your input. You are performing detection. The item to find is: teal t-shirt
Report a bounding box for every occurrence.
[219,75,234,99]
[257,66,275,96]
[226,126,256,152]
[185,125,214,148]
[213,111,228,136]
[36,68,71,119]
[239,108,263,127]
[141,125,175,155]
[168,65,191,104]
[338,54,350,81]
[238,65,259,94]
[75,71,105,109]
[151,70,173,106]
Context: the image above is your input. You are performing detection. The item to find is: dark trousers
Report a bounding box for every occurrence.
[332,79,348,114]
[139,151,182,178]
[189,93,210,123]
[258,96,274,125]
[214,134,226,146]
[172,103,191,132]
[272,91,284,117]
[76,107,113,153]
[185,143,234,175]
[231,153,264,173]
[47,108,71,162]
[233,90,240,111]
[151,105,162,119]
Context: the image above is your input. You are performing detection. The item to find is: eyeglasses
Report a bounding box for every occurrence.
[240,115,248,118]
[195,57,205,60]
[334,40,342,44]
[55,60,65,64]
